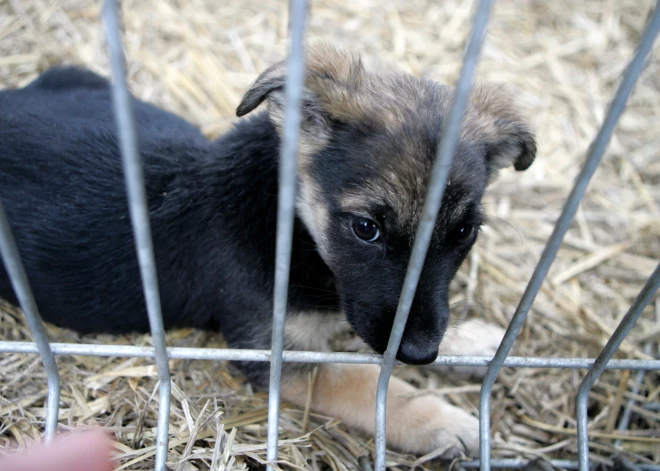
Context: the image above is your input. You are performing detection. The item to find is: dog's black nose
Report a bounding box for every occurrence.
[396,340,439,365]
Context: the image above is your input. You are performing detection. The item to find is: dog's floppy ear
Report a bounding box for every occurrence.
[463,84,537,181]
[235,53,333,158]
[236,61,287,118]
[236,44,369,161]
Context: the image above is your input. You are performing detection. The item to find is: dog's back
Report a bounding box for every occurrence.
[0,66,212,333]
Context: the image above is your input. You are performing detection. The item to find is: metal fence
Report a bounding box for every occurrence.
[0,0,659,471]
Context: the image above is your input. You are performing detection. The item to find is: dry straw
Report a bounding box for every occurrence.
[1,0,659,470]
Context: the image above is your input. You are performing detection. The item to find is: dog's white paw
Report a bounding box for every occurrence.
[387,394,479,458]
[433,319,507,379]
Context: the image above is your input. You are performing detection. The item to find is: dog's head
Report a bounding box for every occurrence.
[237,44,536,365]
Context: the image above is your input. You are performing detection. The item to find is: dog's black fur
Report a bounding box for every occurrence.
[0,66,342,387]
[0,47,535,398]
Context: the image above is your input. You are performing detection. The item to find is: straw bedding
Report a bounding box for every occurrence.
[0,0,659,469]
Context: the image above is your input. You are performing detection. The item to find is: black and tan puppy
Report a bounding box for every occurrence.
[0,44,535,457]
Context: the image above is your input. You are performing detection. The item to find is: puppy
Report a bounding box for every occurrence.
[0,44,535,458]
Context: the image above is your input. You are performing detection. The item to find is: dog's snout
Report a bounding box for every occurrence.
[396,340,439,365]
[392,297,448,366]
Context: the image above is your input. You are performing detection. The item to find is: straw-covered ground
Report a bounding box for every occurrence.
[0,0,659,470]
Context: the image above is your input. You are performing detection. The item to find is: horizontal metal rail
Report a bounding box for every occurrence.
[461,460,660,471]
[1,341,658,370]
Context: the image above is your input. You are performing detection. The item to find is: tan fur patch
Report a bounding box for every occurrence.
[237,43,446,168]
[300,45,442,154]
[264,91,331,168]
[284,312,348,352]
[296,175,331,257]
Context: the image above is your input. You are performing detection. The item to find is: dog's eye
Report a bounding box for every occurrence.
[352,218,380,242]
[452,224,478,246]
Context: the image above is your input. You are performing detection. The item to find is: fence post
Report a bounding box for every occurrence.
[102,2,173,470]
[0,202,61,443]
[478,3,660,469]
[265,1,309,470]
[576,263,660,471]
[373,1,495,469]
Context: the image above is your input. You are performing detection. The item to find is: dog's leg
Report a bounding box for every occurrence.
[281,363,479,458]
[277,311,484,456]
[435,319,507,379]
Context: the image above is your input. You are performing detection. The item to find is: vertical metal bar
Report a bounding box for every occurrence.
[478,4,660,470]
[102,2,172,470]
[373,1,495,470]
[615,343,653,447]
[576,263,660,471]
[265,1,308,469]
[0,202,61,443]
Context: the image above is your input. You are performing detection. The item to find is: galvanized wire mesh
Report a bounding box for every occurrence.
[0,1,659,471]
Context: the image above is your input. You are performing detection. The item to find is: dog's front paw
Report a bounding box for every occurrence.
[433,319,507,379]
[387,395,479,458]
